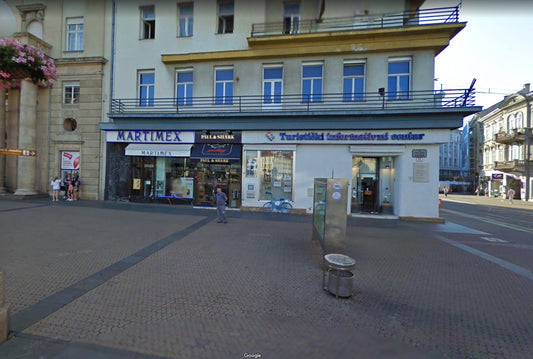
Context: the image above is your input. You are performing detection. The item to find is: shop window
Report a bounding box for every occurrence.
[217,1,234,34]
[155,157,195,199]
[178,3,194,37]
[387,58,411,100]
[259,150,293,200]
[140,6,156,39]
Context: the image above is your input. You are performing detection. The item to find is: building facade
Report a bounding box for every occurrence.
[0,0,111,200]
[470,84,532,201]
[99,0,479,219]
[439,129,461,180]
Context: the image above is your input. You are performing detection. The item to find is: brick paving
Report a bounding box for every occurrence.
[0,197,532,358]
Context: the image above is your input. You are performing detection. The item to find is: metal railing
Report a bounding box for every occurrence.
[110,88,476,115]
[251,6,460,37]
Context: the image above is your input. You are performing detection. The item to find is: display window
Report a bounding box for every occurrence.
[257,150,294,201]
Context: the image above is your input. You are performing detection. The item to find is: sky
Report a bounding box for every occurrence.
[422,0,533,110]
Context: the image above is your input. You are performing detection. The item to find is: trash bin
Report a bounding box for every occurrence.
[322,253,356,298]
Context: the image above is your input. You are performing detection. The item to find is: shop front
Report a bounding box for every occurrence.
[242,129,447,219]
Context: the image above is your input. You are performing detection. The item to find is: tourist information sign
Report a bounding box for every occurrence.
[0,148,37,157]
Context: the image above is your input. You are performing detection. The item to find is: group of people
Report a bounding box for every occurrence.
[50,173,81,202]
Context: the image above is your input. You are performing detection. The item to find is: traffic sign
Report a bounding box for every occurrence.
[0,147,37,157]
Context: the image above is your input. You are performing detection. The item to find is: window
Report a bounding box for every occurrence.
[63,82,80,104]
[516,112,524,128]
[283,3,300,34]
[140,6,155,39]
[508,114,516,129]
[343,62,365,101]
[387,58,411,100]
[138,71,155,106]
[302,63,323,102]
[263,66,283,105]
[66,18,84,51]
[215,67,233,104]
[178,3,193,37]
[217,1,234,34]
[248,150,293,201]
[176,69,193,106]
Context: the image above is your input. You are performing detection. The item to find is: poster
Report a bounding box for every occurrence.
[61,151,81,170]
[167,177,194,198]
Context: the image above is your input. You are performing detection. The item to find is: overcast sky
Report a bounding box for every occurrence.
[422,0,533,109]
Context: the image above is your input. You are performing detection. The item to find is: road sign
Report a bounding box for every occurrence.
[0,147,37,157]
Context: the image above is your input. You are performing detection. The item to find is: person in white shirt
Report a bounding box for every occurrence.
[50,176,62,201]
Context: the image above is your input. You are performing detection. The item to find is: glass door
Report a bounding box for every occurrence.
[351,157,379,213]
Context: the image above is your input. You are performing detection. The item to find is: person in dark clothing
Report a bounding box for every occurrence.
[215,187,228,223]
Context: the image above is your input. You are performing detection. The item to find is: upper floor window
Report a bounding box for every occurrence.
[263,66,283,105]
[343,61,365,101]
[63,82,80,105]
[508,114,516,129]
[387,58,411,100]
[178,3,194,37]
[215,67,233,104]
[217,1,234,34]
[140,6,155,39]
[138,71,155,106]
[176,69,193,106]
[516,111,524,128]
[66,18,84,51]
[283,3,300,34]
[302,63,323,103]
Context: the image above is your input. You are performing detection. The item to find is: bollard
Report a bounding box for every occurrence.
[0,267,8,344]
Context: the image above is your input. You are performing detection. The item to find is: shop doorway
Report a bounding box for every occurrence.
[351,156,394,214]
[194,161,241,207]
[130,157,155,200]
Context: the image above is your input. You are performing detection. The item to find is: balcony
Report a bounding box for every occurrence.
[110,88,475,117]
[250,6,459,37]
[493,128,528,144]
[494,160,532,174]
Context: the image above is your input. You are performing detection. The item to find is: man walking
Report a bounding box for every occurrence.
[507,187,516,204]
[216,187,228,223]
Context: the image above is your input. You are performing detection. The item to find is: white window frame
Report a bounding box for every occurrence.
[262,64,283,109]
[140,6,156,40]
[63,82,80,105]
[301,61,323,103]
[214,66,234,105]
[387,57,411,100]
[66,17,84,52]
[343,60,366,102]
[178,2,194,37]
[138,70,155,107]
[283,2,300,34]
[217,1,234,34]
[176,68,193,106]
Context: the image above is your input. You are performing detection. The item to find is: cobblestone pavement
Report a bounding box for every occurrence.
[0,197,532,358]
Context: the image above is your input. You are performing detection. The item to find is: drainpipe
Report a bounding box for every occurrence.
[525,95,531,201]
[46,83,53,192]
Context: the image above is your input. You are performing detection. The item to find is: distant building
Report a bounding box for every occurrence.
[439,129,462,181]
[469,84,532,201]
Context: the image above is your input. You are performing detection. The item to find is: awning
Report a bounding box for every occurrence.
[125,144,192,157]
[190,144,242,161]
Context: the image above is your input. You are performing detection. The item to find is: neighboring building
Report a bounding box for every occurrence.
[469,84,532,201]
[101,0,479,219]
[439,129,461,180]
[0,0,111,200]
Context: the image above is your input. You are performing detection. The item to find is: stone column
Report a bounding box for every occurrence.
[0,267,8,344]
[14,80,38,195]
[0,88,6,193]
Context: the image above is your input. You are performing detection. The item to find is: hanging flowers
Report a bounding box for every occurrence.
[0,38,58,90]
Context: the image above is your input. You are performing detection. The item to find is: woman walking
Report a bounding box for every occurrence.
[50,176,62,201]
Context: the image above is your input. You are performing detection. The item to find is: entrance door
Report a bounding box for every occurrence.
[351,157,379,213]
[194,161,241,207]
[131,157,155,200]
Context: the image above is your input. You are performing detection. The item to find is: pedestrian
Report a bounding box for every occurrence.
[475,186,480,196]
[507,188,516,204]
[444,186,449,197]
[215,187,228,223]
[50,176,62,201]
[73,174,80,201]
[66,175,74,201]
[63,173,71,199]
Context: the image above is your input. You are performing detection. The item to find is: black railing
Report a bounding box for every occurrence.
[251,6,460,37]
[110,89,476,115]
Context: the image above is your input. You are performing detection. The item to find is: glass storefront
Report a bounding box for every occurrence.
[351,156,394,214]
[244,150,294,201]
[194,160,242,207]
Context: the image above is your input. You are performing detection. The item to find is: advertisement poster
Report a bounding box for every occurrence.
[61,151,81,170]
[167,177,194,198]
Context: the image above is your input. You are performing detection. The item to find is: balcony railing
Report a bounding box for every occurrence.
[493,129,527,144]
[251,6,460,37]
[494,159,530,174]
[110,88,475,115]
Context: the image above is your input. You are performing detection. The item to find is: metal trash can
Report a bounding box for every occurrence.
[322,253,356,298]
